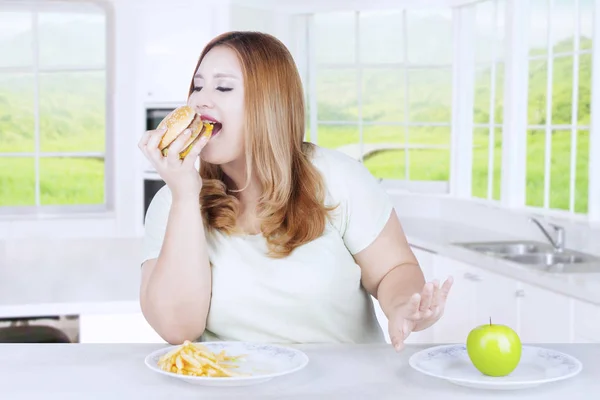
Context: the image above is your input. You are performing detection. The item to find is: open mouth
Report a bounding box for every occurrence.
[200,117,222,138]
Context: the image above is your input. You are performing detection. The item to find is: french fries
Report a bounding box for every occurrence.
[157,340,247,378]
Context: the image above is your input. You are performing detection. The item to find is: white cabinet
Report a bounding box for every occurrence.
[431,256,519,344]
[371,245,600,346]
[472,269,519,329]
[373,244,600,346]
[518,283,573,344]
[574,299,600,343]
[373,251,522,346]
[431,257,477,344]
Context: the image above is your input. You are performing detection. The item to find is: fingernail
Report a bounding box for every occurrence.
[184,129,191,135]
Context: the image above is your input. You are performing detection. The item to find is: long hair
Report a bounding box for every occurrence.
[189,31,336,258]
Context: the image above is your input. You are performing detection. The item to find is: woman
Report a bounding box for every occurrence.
[138,31,453,351]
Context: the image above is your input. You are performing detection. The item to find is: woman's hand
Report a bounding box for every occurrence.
[388,277,453,352]
[138,128,209,200]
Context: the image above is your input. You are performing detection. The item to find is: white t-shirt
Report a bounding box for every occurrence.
[142,145,395,344]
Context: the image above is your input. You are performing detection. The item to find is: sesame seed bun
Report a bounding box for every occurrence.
[157,105,213,159]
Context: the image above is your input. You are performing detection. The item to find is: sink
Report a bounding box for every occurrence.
[504,253,588,265]
[454,240,600,273]
[460,241,553,256]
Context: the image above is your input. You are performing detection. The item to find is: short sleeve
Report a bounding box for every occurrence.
[314,147,395,255]
[141,185,173,264]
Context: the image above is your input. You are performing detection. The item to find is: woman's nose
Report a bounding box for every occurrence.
[189,90,214,111]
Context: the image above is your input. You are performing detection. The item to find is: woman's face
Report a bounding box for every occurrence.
[188,46,245,165]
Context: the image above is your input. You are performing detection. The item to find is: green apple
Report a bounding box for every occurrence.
[466,318,522,377]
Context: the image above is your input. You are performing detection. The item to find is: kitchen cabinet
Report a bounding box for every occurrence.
[472,268,519,329]
[431,256,477,343]
[432,256,518,344]
[574,299,600,343]
[518,283,573,344]
[372,247,600,346]
[373,249,521,346]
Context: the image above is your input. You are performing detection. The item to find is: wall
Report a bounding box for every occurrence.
[230,4,277,35]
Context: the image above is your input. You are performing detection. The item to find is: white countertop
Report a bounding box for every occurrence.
[1,213,600,320]
[0,343,596,399]
[400,217,600,306]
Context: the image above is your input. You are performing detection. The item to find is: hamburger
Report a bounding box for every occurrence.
[157,105,219,159]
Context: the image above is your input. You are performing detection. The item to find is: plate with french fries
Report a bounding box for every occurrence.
[145,340,309,387]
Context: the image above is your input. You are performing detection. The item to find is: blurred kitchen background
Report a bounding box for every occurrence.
[1,0,599,344]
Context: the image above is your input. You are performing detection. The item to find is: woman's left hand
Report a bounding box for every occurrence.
[388,277,453,352]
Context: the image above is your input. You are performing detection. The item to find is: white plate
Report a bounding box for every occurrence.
[144,341,309,387]
[409,344,582,390]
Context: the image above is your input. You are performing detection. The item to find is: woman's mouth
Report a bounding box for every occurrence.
[211,123,222,137]
[200,114,222,138]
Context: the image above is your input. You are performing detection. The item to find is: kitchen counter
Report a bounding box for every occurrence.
[0,343,596,399]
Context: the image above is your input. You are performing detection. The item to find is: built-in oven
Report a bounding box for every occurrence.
[143,104,184,219]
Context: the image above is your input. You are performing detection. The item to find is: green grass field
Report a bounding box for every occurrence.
[0,37,592,214]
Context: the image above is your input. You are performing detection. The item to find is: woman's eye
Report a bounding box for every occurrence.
[192,86,202,92]
[217,87,233,92]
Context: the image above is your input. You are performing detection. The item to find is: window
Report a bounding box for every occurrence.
[472,0,505,201]
[0,1,109,213]
[525,0,592,214]
[307,9,453,188]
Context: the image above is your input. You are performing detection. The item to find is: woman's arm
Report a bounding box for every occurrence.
[354,209,424,316]
[354,209,452,350]
[140,195,212,344]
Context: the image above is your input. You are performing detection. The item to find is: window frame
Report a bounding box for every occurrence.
[524,0,590,214]
[0,0,114,216]
[306,9,453,186]
[291,0,599,223]
[470,0,505,202]
[465,0,598,222]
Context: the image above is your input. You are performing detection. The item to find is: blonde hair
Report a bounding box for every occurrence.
[188,31,336,258]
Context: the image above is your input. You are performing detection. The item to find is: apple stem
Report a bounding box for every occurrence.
[489,316,492,326]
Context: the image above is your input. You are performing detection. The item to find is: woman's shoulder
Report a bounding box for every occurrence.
[307,144,367,177]
[307,144,379,189]
[304,144,394,255]
[307,143,356,163]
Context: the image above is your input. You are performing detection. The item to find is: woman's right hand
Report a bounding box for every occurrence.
[138,128,210,200]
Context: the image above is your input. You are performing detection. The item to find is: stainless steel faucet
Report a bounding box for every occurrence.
[529,217,566,252]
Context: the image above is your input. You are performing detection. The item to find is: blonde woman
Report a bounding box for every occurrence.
[138,31,453,351]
